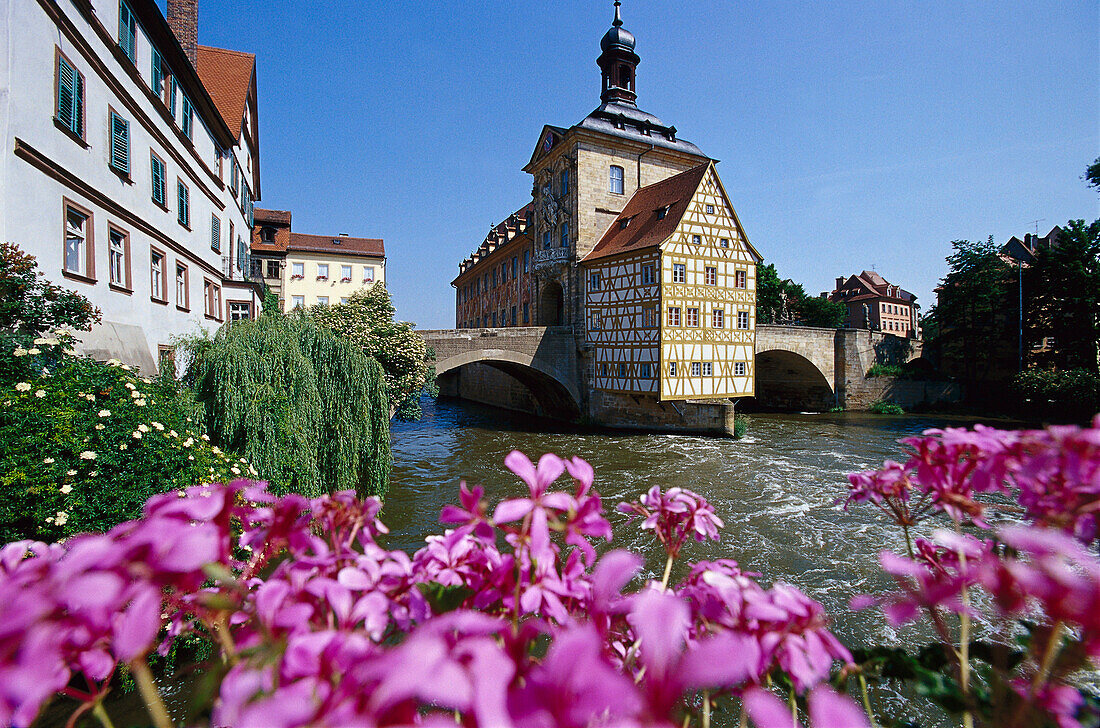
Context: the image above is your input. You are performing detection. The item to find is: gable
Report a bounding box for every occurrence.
[524,126,568,171]
[661,163,761,263]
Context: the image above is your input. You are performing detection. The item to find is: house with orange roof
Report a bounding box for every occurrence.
[827,271,918,338]
[0,0,263,372]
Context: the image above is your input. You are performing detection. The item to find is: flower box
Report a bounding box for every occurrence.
[340,277,352,283]
[316,276,328,281]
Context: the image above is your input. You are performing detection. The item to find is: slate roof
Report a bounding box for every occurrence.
[577,101,705,157]
[196,45,254,139]
[287,233,385,258]
[582,163,710,263]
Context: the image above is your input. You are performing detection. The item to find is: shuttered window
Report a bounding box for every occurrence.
[150,153,166,205]
[56,54,83,138]
[150,48,164,95]
[168,78,177,120]
[181,95,193,139]
[177,180,189,227]
[108,111,130,175]
[211,215,221,252]
[118,2,136,62]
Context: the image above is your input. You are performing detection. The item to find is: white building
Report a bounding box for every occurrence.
[0,0,263,372]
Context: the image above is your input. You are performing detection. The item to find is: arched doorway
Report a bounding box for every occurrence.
[751,349,835,411]
[538,280,564,326]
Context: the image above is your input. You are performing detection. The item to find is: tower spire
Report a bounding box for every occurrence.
[598,0,639,105]
[613,0,622,27]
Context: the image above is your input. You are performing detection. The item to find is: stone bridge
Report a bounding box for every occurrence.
[420,325,935,425]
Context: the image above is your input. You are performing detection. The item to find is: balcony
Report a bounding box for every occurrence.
[533,246,571,273]
[222,254,261,283]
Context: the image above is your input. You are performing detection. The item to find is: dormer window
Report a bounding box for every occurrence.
[656,206,667,220]
[619,218,629,230]
[260,227,275,243]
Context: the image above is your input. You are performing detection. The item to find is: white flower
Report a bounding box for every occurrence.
[152,422,164,431]
[142,377,151,384]
[14,382,30,392]
[45,516,54,525]
[212,446,222,455]
[34,390,46,398]
[88,471,97,477]
[43,338,60,347]
[98,409,110,417]
[120,364,131,371]
[60,484,72,494]
[125,382,136,390]
[12,348,26,358]
[183,438,194,447]
[132,431,143,439]
[27,348,40,356]
[131,390,142,399]
[66,469,76,476]
[54,512,68,526]
[138,424,150,433]
[119,443,128,450]
[168,430,177,438]
[33,338,48,345]
[200,434,210,441]
[231,467,241,475]
[135,399,146,406]
[44,457,55,464]
[187,455,194,460]
[79,451,96,460]
[106,358,121,367]
[94,424,104,430]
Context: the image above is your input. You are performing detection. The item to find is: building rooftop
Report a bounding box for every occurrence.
[455,203,535,279]
[287,233,385,258]
[582,163,710,263]
[831,271,916,304]
[195,45,255,140]
[576,101,705,157]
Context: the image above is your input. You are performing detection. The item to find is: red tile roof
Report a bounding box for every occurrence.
[196,45,254,139]
[582,164,710,264]
[254,208,291,225]
[287,233,385,258]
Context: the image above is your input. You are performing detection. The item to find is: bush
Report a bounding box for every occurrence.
[866,363,907,378]
[186,311,391,498]
[733,413,749,439]
[0,355,248,543]
[1012,368,1100,422]
[868,399,904,415]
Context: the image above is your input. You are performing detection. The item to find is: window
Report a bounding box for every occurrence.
[591,311,602,330]
[712,309,724,328]
[686,308,699,327]
[363,266,376,283]
[63,203,92,279]
[176,180,189,227]
[656,206,667,220]
[640,362,651,378]
[511,306,517,326]
[691,362,701,377]
[702,362,713,376]
[181,95,193,140]
[55,52,84,139]
[230,160,239,195]
[158,345,176,378]
[609,165,624,194]
[175,263,188,309]
[523,302,529,323]
[543,230,552,249]
[150,152,166,206]
[317,296,329,306]
[618,363,627,377]
[642,307,656,328]
[735,270,747,289]
[561,221,569,248]
[642,264,655,284]
[560,170,569,195]
[150,249,166,302]
[341,297,350,305]
[168,77,177,120]
[292,295,305,309]
[108,110,130,175]
[619,218,630,230]
[669,362,677,377]
[229,302,251,321]
[590,272,601,291]
[704,266,717,285]
[667,306,681,326]
[600,363,609,377]
[706,204,715,214]
[692,234,702,245]
[317,263,329,280]
[150,48,164,95]
[512,256,518,279]
[492,269,498,288]
[204,279,222,320]
[210,215,221,252]
[735,362,746,376]
[291,262,304,278]
[118,1,136,62]
[107,226,130,290]
[720,238,730,248]
[341,265,352,282]
[672,263,686,283]
[492,311,498,327]
[738,311,750,329]
[523,250,529,273]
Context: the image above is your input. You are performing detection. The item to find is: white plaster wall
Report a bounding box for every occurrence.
[283,251,385,309]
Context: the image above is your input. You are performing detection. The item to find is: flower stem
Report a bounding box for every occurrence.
[661,553,674,591]
[1032,621,1064,692]
[858,674,878,728]
[130,657,172,728]
[958,544,973,728]
[91,702,117,728]
[702,689,711,728]
[902,524,914,559]
[789,686,797,727]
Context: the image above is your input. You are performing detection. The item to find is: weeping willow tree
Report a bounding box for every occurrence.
[186,312,391,498]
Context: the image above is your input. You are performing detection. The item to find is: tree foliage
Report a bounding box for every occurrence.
[755,262,846,328]
[186,312,391,498]
[1086,156,1100,192]
[306,284,434,420]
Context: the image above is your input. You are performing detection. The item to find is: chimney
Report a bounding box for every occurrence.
[339,233,349,237]
[167,0,198,68]
[835,276,844,290]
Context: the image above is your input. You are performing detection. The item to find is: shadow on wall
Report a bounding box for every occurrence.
[747,349,835,412]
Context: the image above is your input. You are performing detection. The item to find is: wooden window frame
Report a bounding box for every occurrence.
[61,197,95,284]
[686,307,699,328]
[641,264,655,284]
[149,150,167,209]
[735,362,747,376]
[106,223,132,293]
[54,47,87,146]
[667,306,681,327]
[157,344,176,378]
[738,311,750,330]
[712,309,724,328]
[734,269,747,289]
[669,362,677,377]
[175,261,189,311]
[149,246,168,304]
[704,266,717,285]
[609,165,625,195]
[291,295,305,309]
[107,106,131,181]
[176,178,190,229]
[227,300,254,322]
[203,278,222,321]
[691,362,701,377]
[118,1,136,62]
[210,214,221,252]
[672,263,686,284]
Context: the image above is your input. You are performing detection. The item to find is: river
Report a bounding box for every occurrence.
[385,396,1027,723]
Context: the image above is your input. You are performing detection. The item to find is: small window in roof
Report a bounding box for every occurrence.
[656,206,667,220]
[619,218,629,230]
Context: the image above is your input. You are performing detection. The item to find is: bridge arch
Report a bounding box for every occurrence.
[435,348,582,421]
[752,348,835,411]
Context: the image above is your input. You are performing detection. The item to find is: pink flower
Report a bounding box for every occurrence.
[618,485,723,559]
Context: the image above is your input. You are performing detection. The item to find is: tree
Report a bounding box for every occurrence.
[306,284,434,420]
[795,295,847,328]
[924,237,1017,382]
[186,312,391,498]
[1086,156,1100,193]
[1024,218,1100,373]
[755,261,845,327]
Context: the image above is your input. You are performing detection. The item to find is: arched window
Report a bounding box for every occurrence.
[560,221,569,248]
[261,226,275,242]
[609,165,624,194]
[619,64,632,89]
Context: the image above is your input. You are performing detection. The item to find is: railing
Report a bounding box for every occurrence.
[533,247,571,269]
[222,254,261,283]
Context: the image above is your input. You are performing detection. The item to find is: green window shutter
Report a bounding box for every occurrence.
[211,215,220,252]
[181,96,193,139]
[109,112,129,174]
[169,78,177,121]
[57,57,75,132]
[151,154,165,205]
[118,2,135,62]
[151,48,163,94]
[178,182,189,226]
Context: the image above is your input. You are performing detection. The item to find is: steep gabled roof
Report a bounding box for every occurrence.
[287,233,385,258]
[196,45,255,140]
[582,164,710,263]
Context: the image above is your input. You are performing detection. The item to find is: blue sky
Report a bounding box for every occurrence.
[196,1,1098,328]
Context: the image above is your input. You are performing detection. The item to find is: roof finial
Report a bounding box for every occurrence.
[613,0,623,27]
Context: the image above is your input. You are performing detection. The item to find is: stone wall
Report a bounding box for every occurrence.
[589,390,738,436]
[437,363,540,415]
[844,377,963,410]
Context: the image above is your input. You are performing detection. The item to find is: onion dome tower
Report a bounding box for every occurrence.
[597,1,640,105]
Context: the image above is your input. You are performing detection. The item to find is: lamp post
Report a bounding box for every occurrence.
[1018,257,1023,372]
